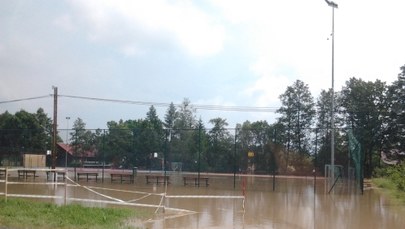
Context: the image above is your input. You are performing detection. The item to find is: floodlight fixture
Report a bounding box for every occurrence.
[325,0,338,8]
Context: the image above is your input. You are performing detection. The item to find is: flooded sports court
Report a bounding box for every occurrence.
[1,168,405,229]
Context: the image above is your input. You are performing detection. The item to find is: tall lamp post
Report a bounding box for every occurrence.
[325,0,338,189]
[65,117,70,169]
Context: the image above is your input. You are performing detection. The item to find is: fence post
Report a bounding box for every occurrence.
[5,168,8,203]
[64,169,67,205]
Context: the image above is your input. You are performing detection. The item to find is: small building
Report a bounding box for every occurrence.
[56,143,97,167]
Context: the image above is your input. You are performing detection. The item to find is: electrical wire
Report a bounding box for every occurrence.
[58,94,279,113]
[0,95,51,104]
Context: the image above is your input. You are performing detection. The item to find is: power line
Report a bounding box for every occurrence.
[58,94,279,112]
[0,95,51,104]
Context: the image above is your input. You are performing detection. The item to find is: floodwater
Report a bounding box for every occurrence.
[1,170,405,229]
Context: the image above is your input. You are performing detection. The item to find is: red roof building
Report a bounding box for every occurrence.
[56,143,97,167]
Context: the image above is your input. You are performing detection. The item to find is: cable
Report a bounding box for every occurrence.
[58,94,279,113]
[0,95,51,104]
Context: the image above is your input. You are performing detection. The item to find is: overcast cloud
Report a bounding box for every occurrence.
[1,0,404,129]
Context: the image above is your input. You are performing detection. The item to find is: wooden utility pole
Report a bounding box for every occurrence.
[52,86,58,169]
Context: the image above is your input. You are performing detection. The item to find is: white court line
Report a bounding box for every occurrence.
[155,192,165,214]
[7,194,63,199]
[6,181,66,185]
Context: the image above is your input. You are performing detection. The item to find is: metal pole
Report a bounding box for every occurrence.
[331,4,336,191]
[233,128,237,189]
[64,168,67,205]
[164,129,168,179]
[198,126,201,187]
[5,168,8,202]
[102,129,105,182]
[65,117,70,169]
[325,0,338,192]
[52,86,58,170]
[314,128,318,194]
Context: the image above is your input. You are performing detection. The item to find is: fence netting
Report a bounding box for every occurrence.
[0,127,363,189]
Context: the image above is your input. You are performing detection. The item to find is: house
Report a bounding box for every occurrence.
[56,143,97,167]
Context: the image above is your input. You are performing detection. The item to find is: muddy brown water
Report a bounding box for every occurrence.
[1,170,405,229]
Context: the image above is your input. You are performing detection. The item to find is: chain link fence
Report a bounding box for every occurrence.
[0,127,361,181]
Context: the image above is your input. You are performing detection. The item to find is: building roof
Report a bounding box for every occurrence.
[57,143,96,158]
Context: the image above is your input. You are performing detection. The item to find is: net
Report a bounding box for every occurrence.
[348,130,363,192]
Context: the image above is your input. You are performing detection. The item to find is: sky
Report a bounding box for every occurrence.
[1,0,404,130]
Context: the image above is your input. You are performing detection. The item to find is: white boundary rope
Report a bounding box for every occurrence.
[1,167,245,216]
[66,176,125,203]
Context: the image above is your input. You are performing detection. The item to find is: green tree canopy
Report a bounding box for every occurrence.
[277,80,316,155]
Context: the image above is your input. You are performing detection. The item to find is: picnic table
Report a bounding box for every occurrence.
[183,176,209,186]
[46,170,66,181]
[110,172,134,183]
[18,169,37,180]
[145,175,169,184]
[77,172,98,182]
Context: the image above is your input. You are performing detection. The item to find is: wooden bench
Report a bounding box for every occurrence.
[110,173,134,183]
[77,172,98,182]
[46,170,66,181]
[183,176,209,186]
[18,169,37,180]
[0,169,5,177]
[145,175,169,184]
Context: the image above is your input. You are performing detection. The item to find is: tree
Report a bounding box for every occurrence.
[189,118,209,172]
[35,108,53,152]
[70,118,96,164]
[207,117,233,172]
[164,102,177,129]
[250,121,272,172]
[277,80,316,166]
[0,109,53,155]
[103,120,133,168]
[341,78,387,177]
[384,65,405,151]
[170,98,197,170]
[315,89,346,171]
[145,105,165,167]
[174,98,197,129]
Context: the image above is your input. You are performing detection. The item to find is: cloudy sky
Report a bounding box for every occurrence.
[1,0,404,129]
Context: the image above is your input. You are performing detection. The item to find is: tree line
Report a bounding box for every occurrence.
[1,65,404,177]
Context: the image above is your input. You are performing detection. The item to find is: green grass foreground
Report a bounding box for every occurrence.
[0,198,149,229]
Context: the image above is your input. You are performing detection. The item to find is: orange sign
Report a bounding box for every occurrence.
[248,151,255,158]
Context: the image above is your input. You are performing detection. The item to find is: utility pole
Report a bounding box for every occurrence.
[52,86,58,169]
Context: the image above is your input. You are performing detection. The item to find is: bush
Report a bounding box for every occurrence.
[373,163,405,192]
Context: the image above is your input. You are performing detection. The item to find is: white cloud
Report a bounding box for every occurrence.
[2,0,405,129]
[212,0,331,106]
[53,14,75,32]
[68,0,226,57]
[213,0,405,107]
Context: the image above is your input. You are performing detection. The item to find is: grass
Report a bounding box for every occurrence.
[0,198,149,229]
[372,178,405,204]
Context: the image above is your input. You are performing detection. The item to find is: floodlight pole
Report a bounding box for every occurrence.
[325,0,337,189]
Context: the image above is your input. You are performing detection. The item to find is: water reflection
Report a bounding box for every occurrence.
[1,173,405,228]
